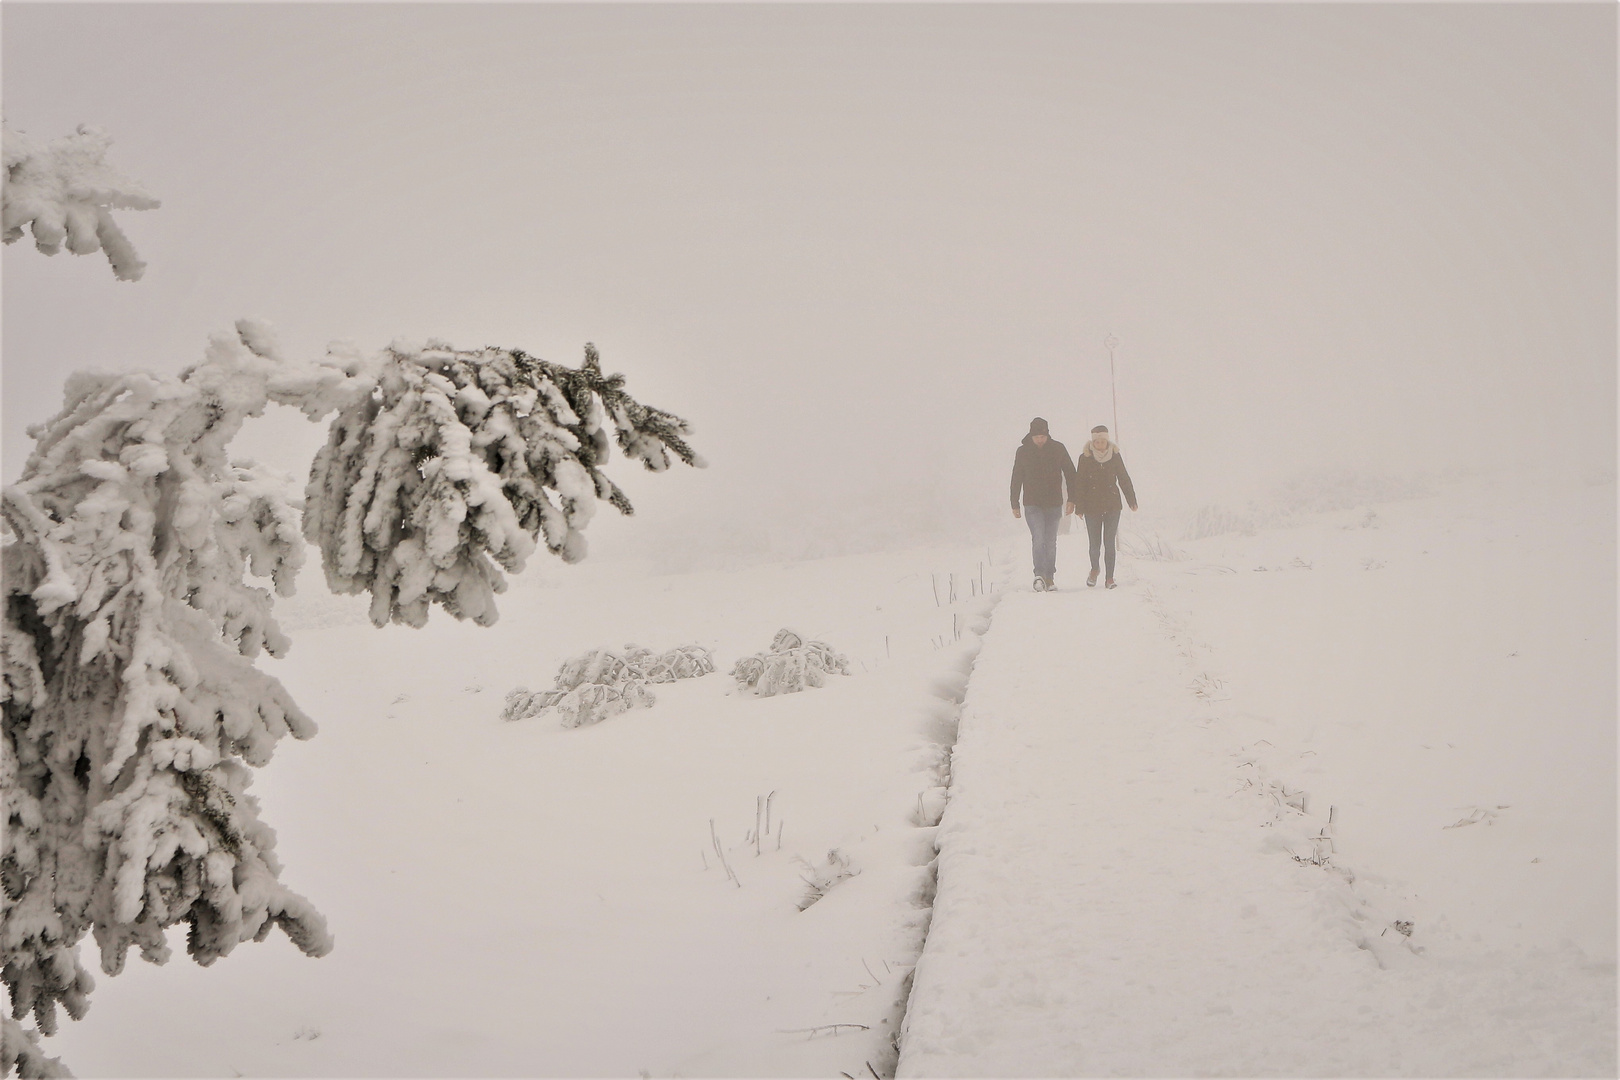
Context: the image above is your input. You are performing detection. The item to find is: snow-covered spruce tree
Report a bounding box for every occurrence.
[2,320,700,1068]
[2,122,160,281]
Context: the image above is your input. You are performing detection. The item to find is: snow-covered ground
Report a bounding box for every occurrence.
[901,468,1615,1076]
[41,540,999,1078]
[37,466,1616,1077]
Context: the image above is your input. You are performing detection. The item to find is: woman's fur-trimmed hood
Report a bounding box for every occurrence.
[1080,439,1119,463]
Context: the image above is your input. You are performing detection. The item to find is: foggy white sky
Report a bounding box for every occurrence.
[3,3,1614,556]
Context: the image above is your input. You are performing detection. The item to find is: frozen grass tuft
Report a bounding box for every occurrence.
[796,848,858,911]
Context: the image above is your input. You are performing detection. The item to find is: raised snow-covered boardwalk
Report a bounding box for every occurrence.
[897,571,1614,1076]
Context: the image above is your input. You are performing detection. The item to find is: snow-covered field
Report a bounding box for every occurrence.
[38,466,1616,1077]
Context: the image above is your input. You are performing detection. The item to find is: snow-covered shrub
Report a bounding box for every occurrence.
[554,643,717,694]
[731,629,849,697]
[503,643,715,726]
[626,643,715,683]
[2,320,699,1054]
[507,647,659,728]
[555,647,640,692]
[553,681,656,729]
[500,686,566,722]
[2,123,160,281]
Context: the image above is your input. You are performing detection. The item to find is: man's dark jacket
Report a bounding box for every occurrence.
[1009,435,1079,510]
[1075,444,1137,515]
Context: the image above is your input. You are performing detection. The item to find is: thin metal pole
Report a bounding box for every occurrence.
[1104,334,1120,443]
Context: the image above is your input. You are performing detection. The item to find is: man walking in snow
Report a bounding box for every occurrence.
[1010,417,1079,591]
[1075,424,1137,589]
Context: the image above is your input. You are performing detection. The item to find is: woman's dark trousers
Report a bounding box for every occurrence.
[1086,508,1121,579]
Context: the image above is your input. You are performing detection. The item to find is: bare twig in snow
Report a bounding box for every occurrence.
[778,1024,870,1037]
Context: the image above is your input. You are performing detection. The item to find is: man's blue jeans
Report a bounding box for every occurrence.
[1024,504,1062,581]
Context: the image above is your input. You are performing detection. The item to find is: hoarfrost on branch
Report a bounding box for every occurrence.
[2,123,160,281]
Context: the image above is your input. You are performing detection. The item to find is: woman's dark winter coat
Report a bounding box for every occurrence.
[1075,444,1137,515]
[1009,435,1080,510]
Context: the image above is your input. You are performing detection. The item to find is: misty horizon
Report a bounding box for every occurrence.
[4,3,1614,569]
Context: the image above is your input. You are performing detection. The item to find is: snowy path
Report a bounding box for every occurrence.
[899,552,1614,1076]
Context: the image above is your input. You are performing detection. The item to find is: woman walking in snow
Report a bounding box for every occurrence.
[1009,417,1079,591]
[1075,425,1137,589]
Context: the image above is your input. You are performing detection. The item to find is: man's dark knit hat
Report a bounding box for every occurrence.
[1029,417,1049,436]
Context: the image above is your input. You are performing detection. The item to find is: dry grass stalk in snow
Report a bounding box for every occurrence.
[795,848,858,911]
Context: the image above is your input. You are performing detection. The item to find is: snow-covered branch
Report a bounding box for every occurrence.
[305,339,704,628]
[1,1015,71,1078]
[2,123,160,281]
[1,321,352,1042]
[2,320,700,1049]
